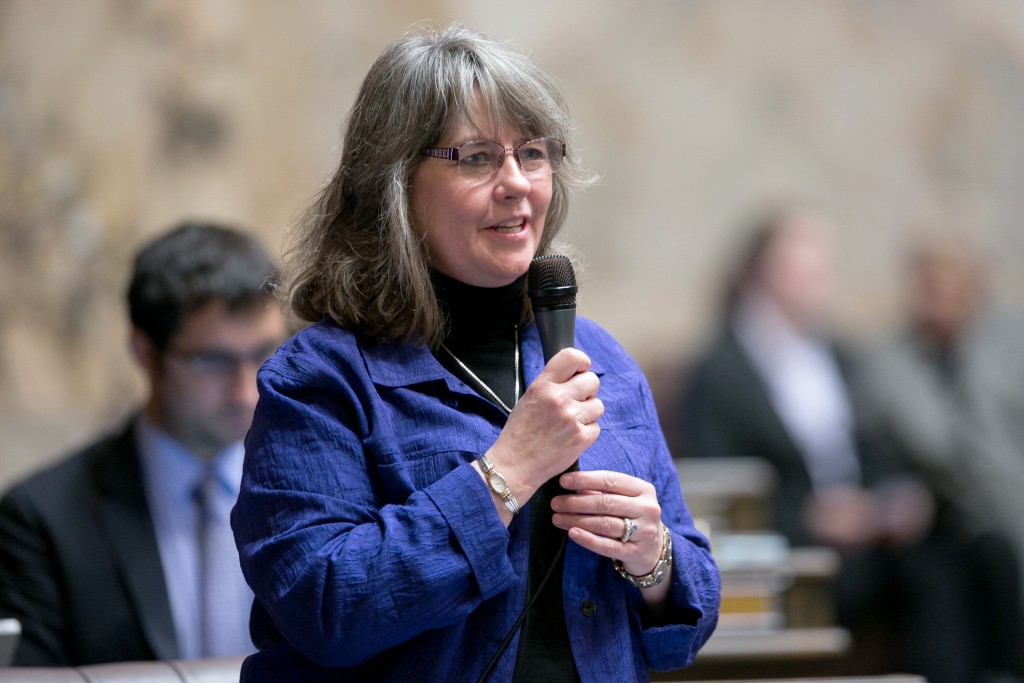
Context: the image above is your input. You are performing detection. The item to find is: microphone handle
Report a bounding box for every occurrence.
[534,306,576,363]
[533,305,580,474]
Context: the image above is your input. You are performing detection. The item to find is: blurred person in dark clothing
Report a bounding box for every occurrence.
[679,206,1021,683]
[0,221,287,665]
[857,231,1024,681]
[680,207,928,548]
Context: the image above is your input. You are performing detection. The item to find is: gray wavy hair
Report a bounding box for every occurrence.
[280,23,595,346]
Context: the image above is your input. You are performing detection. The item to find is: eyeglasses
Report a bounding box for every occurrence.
[420,138,566,178]
[165,343,279,378]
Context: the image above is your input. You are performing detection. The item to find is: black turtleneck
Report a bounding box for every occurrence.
[432,271,524,412]
[431,271,578,683]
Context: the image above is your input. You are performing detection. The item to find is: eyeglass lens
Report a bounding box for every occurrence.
[170,344,278,376]
[458,139,563,177]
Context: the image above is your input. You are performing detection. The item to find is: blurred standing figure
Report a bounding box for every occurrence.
[681,207,916,547]
[858,232,1024,679]
[679,206,1019,683]
[0,222,287,665]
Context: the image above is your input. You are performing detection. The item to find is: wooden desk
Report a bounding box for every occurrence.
[779,547,840,628]
[651,627,852,681]
[664,545,849,681]
[669,459,876,680]
[676,457,776,532]
[715,539,841,629]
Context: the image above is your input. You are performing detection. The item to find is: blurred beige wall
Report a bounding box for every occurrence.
[3,0,1023,490]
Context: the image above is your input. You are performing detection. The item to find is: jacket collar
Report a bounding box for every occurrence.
[361,323,604,391]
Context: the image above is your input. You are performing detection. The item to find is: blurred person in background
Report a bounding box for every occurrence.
[678,205,1019,683]
[857,231,1024,681]
[0,221,287,666]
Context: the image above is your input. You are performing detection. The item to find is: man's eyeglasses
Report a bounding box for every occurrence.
[420,138,566,179]
[165,344,279,378]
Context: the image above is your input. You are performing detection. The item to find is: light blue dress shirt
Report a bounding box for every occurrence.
[137,417,254,659]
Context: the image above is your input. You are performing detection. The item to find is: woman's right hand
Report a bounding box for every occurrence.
[478,348,603,511]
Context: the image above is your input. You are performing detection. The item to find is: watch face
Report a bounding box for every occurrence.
[488,472,509,495]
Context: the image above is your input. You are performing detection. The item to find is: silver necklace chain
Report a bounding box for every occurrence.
[439,325,520,415]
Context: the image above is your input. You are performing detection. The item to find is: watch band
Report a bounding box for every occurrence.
[613,522,673,589]
[477,455,520,515]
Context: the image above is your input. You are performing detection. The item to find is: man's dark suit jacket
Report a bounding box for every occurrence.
[0,420,179,665]
[677,326,888,546]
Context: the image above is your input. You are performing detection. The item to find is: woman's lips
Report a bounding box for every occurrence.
[490,219,526,234]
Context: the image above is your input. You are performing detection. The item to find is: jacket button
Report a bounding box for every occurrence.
[580,598,597,617]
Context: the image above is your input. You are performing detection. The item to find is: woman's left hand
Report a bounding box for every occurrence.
[550,469,664,577]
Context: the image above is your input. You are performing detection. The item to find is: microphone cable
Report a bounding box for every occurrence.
[473,535,568,683]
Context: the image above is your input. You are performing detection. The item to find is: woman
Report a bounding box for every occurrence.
[232,24,719,682]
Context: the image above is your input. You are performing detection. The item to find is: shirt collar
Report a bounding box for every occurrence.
[733,292,827,365]
[135,415,245,502]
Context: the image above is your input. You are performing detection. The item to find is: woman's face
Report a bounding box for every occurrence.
[410,120,553,288]
[755,212,837,328]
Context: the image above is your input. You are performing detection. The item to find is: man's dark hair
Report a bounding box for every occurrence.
[128,221,278,350]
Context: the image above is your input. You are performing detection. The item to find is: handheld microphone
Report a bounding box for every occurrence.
[527,254,577,362]
[529,254,582,476]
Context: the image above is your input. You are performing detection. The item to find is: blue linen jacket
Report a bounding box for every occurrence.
[231,316,720,682]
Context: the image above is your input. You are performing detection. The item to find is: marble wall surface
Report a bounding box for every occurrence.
[2,0,1023,488]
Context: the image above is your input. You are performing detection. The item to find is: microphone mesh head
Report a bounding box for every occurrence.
[528,254,577,307]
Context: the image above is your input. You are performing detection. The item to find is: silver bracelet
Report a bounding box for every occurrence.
[477,455,520,515]
[613,522,673,589]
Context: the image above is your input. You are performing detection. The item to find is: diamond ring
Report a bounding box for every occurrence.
[620,517,638,543]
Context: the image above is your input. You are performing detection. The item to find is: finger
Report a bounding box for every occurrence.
[540,348,591,383]
[558,470,654,498]
[575,397,604,426]
[553,508,661,542]
[550,489,651,521]
[551,512,637,540]
[564,526,657,564]
[566,371,600,401]
[550,489,621,515]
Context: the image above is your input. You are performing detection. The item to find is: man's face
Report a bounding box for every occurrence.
[911,256,980,346]
[136,299,287,459]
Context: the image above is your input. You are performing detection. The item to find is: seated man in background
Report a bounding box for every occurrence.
[0,221,287,666]
[678,205,1019,683]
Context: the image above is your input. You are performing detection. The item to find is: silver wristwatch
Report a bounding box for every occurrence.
[477,455,520,515]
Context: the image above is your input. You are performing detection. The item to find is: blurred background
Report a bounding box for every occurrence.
[2,0,1023,491]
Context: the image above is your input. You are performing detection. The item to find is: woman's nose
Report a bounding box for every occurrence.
[493,151,531,197]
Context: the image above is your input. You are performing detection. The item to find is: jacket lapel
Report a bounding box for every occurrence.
[723,329,809,474]
[93,423,179,660]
